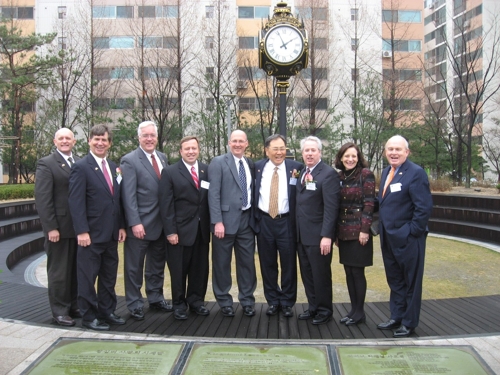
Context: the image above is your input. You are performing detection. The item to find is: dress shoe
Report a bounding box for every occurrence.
[82,319,110,331]
[69,309,82,318]
[53,315,75,327]
[193,305,210,316]
[243,305,256,317]
[377,319,401,330]
[298,310,316,320]
[312,313,332,325]
[149,300,173,312]
[281,306,294,318]
[339,316,350,324]
[130,308,145,321]
[393,325,414,338]
[174,309,188,320]
[221,306,235,317]
[103,313,126,325]
[345,316,366,326]
[266,304,279,316]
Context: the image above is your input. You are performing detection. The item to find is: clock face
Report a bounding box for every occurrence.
[265,25,304,64]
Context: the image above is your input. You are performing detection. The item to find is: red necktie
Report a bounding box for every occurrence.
[101,159,114,194]
[382,167,396,197]
[191,166,199,189]
[151,154,161,179]
[302,168,311,186]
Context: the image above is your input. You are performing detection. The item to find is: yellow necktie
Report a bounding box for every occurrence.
[269,167,279,218]
[382,167,396,197]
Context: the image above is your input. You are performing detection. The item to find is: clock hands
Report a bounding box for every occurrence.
[276,31,288,50]
[280,36,299,50]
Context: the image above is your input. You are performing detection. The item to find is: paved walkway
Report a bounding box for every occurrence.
[1,318,499,374]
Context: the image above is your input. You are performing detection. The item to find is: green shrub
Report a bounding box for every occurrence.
[429,177,452,192]
[0,184,35,200]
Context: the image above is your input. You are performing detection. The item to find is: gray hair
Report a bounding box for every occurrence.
[137,120,158,137]
[300,136,322,152]
[386,135,409,150]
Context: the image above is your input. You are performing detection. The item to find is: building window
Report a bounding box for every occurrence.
[111,67,134,79]
[205,36,215,49]
[206,6,214,18]
[58,6,67,19]
[1,7,34,19]
[92,6,133,19]
[109,37,134,49]
[142,67,173,79]
[300,68,328,80]
[296,7,328,21]
[58,37,67,50]
[206,67,214,80]
[138,5,177,18]
[163,37,178,49]
[238,67,267,80]
[113,98,135,109]
[351,8,358,21]
[206,98,215,110]
[238,6,270,19]
[351,38,358,51]
[313,38,328,50]
[140,37,163,48]
[296,97,328,110]
[238,37,258,49]
[382,10,421,23]
[383,99,421,111]
[138,6,155,18]
[383,39,421,52]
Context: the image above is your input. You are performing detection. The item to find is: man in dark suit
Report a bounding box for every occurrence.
[296,136,340,325]
[35,128,79,327]
[377,135,433,338]
[254,134,302,317]
[208,130,257,317]
[159,136,210,320]
[120,121,172,321]
[68,124,127,331]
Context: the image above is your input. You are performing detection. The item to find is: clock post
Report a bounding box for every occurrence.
[259,2,308,139]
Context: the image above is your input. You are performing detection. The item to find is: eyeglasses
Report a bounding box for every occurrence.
[270,147,286,152]
[140,134,157,139]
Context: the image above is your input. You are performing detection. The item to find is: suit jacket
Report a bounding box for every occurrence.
[35,151,79,238]
[208,152,255,235]
[159,160,210,246]
[120,148,168,241]
[68,153,123,243]
[296,160,340,246]
[253,158,303,235]
[378,160,433,250]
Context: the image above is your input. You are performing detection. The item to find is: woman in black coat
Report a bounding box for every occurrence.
[334,143,376,325]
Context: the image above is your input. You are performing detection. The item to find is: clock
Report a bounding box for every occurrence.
[264,24,304,65]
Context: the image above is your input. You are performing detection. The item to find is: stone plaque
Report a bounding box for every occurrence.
[25,339,183,375]
[184,343,330,375]
[337,346,493,375]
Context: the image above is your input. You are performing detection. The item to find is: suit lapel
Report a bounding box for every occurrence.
[137,148,159,181]
[53,152,71,175]
[178,161,198,190]
[226,153,240,186]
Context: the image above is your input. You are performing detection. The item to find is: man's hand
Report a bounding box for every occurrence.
[132,224,146,239]
[48,229,60,243]
[77,233,91,247]
[359,231,369,246]
[118,229,126,243]
[167,234,179,245]
[320,237,332,255]
[214,222,225,239]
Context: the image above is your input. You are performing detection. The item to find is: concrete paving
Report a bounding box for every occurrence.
[1,318,499,374]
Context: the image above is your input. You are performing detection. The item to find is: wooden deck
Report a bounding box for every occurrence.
[1,281,499,340]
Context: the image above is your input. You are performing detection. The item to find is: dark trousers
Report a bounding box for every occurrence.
[45,237,78,316]
[297,242,333,315]
[257,214,297,306]
[166,224,209,310]
[77,241,118,322]
[124,235,166,311]
[381,231,426,328]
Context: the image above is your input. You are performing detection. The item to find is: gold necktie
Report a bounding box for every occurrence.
[382,167,396,197]
[269,167,279,218]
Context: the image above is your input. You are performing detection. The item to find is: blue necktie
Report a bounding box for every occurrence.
[239,160,248,208]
